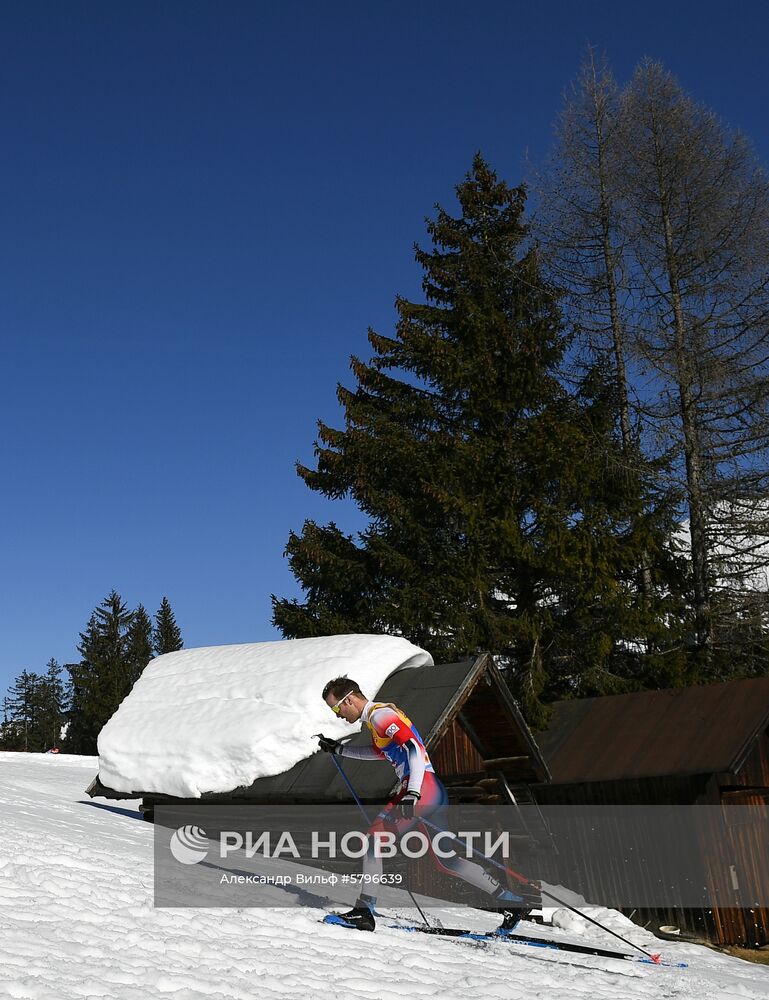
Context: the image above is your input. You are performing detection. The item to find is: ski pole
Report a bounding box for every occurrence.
[319,741,432,928]
[328,751,373,825]
[415,815,661,963]
[319,740,657,961]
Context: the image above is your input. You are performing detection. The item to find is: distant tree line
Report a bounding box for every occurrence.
[0,592,183,754]
[273,54,769,726]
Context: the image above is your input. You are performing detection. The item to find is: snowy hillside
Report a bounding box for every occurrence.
[2,753,769,1000]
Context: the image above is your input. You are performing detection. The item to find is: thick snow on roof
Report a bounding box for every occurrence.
[97,634,432,798]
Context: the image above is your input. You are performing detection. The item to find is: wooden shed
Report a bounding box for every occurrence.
[88,654,550,908]
[532,677,769,947]
[89,653,549,812]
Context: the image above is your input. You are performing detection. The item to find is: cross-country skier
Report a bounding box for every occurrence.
[318,676,528,931]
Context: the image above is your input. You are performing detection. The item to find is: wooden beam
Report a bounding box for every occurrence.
[424,654,489,749]
[720,785,769,797]
[457,709,493,758]
[482,755,530,769]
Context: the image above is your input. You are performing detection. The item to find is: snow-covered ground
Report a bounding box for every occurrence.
[2,753,769,1000]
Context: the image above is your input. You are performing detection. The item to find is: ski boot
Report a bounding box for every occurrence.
[332,904,376,931]
[499,908,530,933]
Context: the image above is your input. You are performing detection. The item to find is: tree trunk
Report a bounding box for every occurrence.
[652,126,712,648]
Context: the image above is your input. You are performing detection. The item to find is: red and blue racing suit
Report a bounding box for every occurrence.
[339,700,446,817]
[336,700,520,909]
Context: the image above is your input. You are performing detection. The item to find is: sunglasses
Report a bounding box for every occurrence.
[330,690,355,714]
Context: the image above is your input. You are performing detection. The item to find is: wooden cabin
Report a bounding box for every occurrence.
[532,677,769,947]
[88,653,550,810]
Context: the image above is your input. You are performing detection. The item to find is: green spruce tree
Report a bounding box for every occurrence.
[65,591,134,754]
[35,658,68,750]
[0,696,14,749]
[3,670,41,750]
[153,597,183,656]
[126,604,154,686]
[273,156,677,724]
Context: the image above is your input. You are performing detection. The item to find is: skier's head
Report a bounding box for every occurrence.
[322,677,367,722]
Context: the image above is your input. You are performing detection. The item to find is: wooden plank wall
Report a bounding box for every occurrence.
[431,718,484,776]
[532,777,707,939]
[707,729,769,946]
[532,754,769,947]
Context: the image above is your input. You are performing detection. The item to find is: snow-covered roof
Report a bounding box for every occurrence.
[97,634,432,798]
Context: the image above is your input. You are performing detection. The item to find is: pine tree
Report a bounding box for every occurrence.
[620,60,769,666]
[0,696,15,749]
[153,597,183,656]
[65,591,134,754]
[5,670,41,751]
[539,55,769,676]
[532,51,698,683]
[535,49,634,449]
[36,659,68,750]
[126,604,154,685]
[273,156,675,723]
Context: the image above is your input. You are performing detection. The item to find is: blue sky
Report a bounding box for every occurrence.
[2,1,769,694]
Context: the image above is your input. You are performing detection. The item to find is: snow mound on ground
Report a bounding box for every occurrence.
[96,634,432,798]
[552,906,659,949]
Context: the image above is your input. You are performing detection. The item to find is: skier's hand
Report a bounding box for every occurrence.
[396,790,421,819]
[317,735,342,755]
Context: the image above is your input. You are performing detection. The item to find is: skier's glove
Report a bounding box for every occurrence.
[317,735,342,755]
[396,790,421,819]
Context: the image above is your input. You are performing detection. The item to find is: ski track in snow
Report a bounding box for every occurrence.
[1,754,769,1000]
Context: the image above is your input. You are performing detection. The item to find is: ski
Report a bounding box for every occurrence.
[385,922,688,968]
[322,914,688,968]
